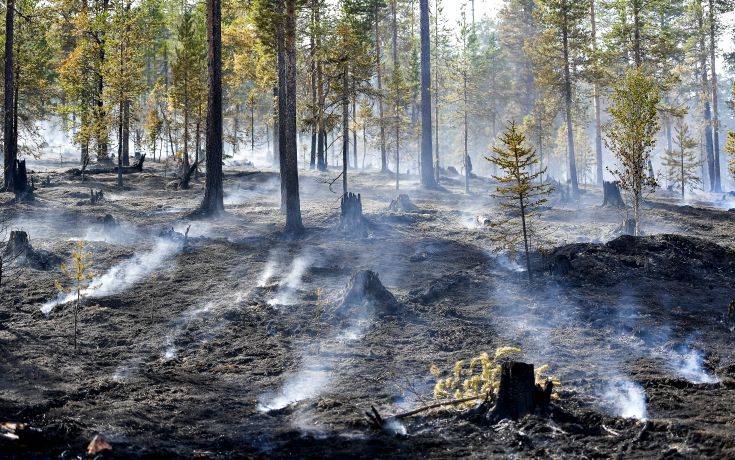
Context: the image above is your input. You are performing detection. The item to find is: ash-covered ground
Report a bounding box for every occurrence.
[1,161,735,458]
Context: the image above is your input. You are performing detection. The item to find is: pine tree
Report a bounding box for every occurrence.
[605,67,660,236]
[725,131,735,182]
[532,0,590,197]
[662,119,700,199]
[170,8,206,184]
[486,121,552,280]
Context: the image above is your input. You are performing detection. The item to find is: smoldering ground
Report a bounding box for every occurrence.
[2,163,735,458]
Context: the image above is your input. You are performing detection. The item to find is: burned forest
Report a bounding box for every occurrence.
[3,0,735,458]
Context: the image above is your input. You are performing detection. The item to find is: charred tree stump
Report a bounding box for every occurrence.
[11,160,33,200]
[486,361,553,423]
[3,230,31,259]
[339,192,367,236]
[388,194,419,212]
[602,181,625,208]
[337,270,400,317]
[178,159,200,190]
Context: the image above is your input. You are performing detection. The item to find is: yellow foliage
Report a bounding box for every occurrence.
[432,347,558,410]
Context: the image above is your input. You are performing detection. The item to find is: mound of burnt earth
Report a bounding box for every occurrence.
[388,194,419,213]
[2,230,60,270]
[545,234,735,286]
[336,270,400,317]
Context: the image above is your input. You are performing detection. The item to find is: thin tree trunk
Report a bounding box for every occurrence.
[708,0,721,192]
[310,4,317,169]
[342,65,349,194]
[697,6,715,191]
[591,0,603,186]
[392,0,400,190]
[3,0,15,191]
[375,3,387,172]
[122,100,130,166]
[352,78,358,169]
[201,0,224,214]
[561,5,579,196]
[419,0,436,188]
[632,0,642,67]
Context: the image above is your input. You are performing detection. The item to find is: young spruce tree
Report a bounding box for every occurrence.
[662,119,700,200]
[486,122,551,280]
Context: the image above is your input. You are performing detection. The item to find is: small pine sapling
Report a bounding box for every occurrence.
[726,131,735,182]
[662,119,700,200]
[56,241,94,350]
[486,121,552,280]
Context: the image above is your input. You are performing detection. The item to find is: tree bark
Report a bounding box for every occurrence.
[375,3,388,173]
[707,0,721,192]
[342,64,349,194]
[419,0,437,188]
[122,100,130,166]
[697,6,715,192]
[95,0,109,163]
[281,0,304,234]
[392,0,400,190]
[3,0,15,191]
[591,0,603,187]
[561,3,579,196]
[201,0,224,214]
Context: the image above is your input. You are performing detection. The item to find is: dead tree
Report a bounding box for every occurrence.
[602,181,625,208]
[11,160,33,201]
[178,159,200,190]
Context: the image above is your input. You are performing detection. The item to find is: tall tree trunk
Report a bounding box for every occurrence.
[590,0,603,187]
[708,0,721,192]
[201,0,224,214]
[392,0,400,190]
[352,77,358,169]
[272,86,279,167]
[464,68,469,194]
[342,65,349,194]
[375,3,387,172]
[419,0,436,188]
[3,0,15,191]
[95,0,109,163]
[182,83,190,172]
[250,102,255,151]
[122,100,130,166]
[697,6,715,191]
[117,105,124,187]
[309,3,317,169]
[281,0,304,234]
[561,5,579,196]
[433,0,440,183]
[233,103,240,155]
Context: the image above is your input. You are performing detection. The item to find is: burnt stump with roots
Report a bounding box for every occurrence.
[337,270,400,317]
[338,192,368,236]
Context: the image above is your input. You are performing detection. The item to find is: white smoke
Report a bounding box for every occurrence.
[267,254,312,307]
[602,379,648,420]
[257,321,369,412]
[666,345,719,384]
[41,237,183,314]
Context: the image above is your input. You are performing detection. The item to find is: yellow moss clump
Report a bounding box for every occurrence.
[431,347,558,409]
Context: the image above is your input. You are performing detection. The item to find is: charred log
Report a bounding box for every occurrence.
[602,181,626,208]
[68,154,145,176]
[337,270,400,317]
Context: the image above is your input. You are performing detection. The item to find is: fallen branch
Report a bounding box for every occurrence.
[394,394,486,419]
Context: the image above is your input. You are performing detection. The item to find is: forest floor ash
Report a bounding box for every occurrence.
[1,162,735,458]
